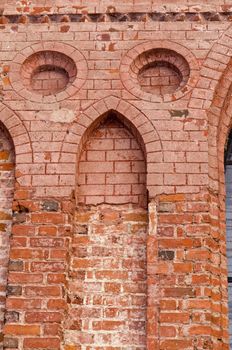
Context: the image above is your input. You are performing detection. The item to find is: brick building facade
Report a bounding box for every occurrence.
[0,0,232,349]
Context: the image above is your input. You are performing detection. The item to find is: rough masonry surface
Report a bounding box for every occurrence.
[0,1,232,350]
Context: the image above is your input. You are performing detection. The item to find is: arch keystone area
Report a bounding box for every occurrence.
[61,96,162,157]
[0,103,32,163]
[60,97,163,194]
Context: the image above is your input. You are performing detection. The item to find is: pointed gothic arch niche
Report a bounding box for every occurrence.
[0,123,15,344]
[65,111,148,349]
[76,109,147,207]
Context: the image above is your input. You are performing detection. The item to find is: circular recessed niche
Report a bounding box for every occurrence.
[137,49,189,96]
[120,42,199,103]
[10,43,88,103]
[21,51,77,97]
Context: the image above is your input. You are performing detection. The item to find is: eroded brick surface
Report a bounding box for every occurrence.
[65,204,148,349]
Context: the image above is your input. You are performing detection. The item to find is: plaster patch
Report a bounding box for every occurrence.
[37,109,76,123]
[50,109,76,123]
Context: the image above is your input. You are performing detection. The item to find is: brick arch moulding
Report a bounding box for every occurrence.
[0,103,32,349]
[78,109,148,204]
[0,103,32,165]
[196,23,232,193]
[9,42,88,104]
[60,96,163,199]
[120,40,199,103]
[63,96,161,349]
[200,22,232,349]
[210,83,232,350]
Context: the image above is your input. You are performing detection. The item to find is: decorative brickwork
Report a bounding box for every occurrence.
[77,112,147,206]
[10,42,87,103]
[137,49,190,97]
[2,12,232,24]
[21,51,77,97]
[121,41,199,103]
[0,1,232,350]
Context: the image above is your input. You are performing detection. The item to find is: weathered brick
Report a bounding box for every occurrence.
[3,337,18,348]
[4,325,40,336]
[25,312,63,323]
[0,4,230,350]
[24,338,60,349]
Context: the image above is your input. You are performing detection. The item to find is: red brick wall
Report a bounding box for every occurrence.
[139,63,181,96]
[65,205,148,349]
[156,192,214,350]
[0,2,231,350]
[78,113,147,207]
[0,124,15,348]
[4,197,72,349]
[64,112,148,349]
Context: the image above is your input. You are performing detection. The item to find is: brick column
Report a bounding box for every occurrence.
[4,196,72,350]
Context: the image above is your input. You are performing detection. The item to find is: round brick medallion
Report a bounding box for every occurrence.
[21,51,77,97]
[10,42,88,103]
[121,41,199,103]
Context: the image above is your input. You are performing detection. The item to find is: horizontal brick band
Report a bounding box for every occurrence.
[0,12,232,24]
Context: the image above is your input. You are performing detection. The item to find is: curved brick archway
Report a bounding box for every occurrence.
[0,104,32,348]
[65,111,149,349]
[212,85,232,350]
[216,87,232,204]
[77,111,148,207]
[200,24,232,219]
[61,96,163,349]
[61,96,163,197]
[196,22,232,111]
[0,103,32,165]
[0,103,33,199]
[193,23,232,193]
[198,23,232,349]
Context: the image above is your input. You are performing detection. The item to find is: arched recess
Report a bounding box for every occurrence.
[196,22,232,193]
[63,105,158,349]
[188,22,232,347]
[60,96,163,197]
[0,104,32,347]
[76,110,147,207]
[188,22,232,193]
[205,29,232,347]
[213,87,232,349]
[0,103,32,165]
